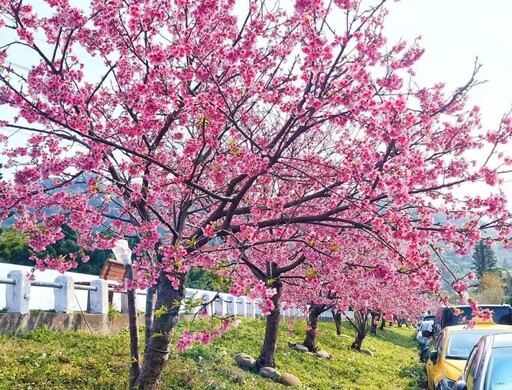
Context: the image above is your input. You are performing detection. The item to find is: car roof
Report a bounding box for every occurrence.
[443,324,512,333]
[440,304,512,309]
[488,332,512,348]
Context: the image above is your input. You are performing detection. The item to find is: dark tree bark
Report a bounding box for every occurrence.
[369,311,378,335]
[303,304,326,352]
[350,309,369,351]
[135,273,186,389]
[379,313,386,331]
[256,278,283,369]
[351,329,366,351]
[332,309,343,336]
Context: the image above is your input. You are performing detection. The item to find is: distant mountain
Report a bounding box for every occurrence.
[2,173,115,229]
[430,212,512,292]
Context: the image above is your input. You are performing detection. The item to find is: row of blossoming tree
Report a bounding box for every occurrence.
[1,0,512,388]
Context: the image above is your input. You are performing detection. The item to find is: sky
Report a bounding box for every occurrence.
[386,0,512,130]
[385,0,512,199]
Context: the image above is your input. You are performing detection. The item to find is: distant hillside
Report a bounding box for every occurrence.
[431,213,512,292]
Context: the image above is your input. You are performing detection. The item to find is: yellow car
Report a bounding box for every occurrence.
[425,322,512,390]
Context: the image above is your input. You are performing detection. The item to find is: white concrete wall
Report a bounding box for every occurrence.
[0,263,147,312]
[0,263,353,319]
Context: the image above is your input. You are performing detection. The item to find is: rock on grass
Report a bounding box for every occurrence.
[281,372,302,386]
[259,366,282,381]
[235,352,256,370]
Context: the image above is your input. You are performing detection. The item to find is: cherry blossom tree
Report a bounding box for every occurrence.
[285,237,433,353]
[345,270,430,350]
[1,0,512,387]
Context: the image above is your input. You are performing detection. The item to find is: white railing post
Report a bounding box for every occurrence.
[246,299,256,318]
[202,293,214,316]
[236,297,246,317]
[254,299,263,317]
[215,295,227,316]
[6,271,30,314]
[89,279,108,314]
[226,294,237,316]
[54,275,74,313]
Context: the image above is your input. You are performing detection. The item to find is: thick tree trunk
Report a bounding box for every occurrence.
[256,280,282,369]
[303,304,325,352]
[351,309,369,351]
[351,330,366,351]
[135,273,186,389]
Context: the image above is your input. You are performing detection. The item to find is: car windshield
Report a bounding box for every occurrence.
[485,347,512,389]
[446,331,506,359]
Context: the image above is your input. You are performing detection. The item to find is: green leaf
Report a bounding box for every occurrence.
[154,305,168,319]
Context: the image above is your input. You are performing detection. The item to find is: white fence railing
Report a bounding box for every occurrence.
[0,263,348,320]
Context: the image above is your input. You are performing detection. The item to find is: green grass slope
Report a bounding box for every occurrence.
[0,317,425,389]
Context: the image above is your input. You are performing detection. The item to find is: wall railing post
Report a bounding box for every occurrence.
[54,275,74,313]
[89,279,108,314]
[6,271,30,314]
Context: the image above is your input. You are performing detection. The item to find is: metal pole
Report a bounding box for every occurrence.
[0,277,15,285]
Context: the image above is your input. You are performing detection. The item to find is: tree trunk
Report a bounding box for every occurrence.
[369,312,378,335]
[303,304,325,352]
[256,279,282,369]
[125,264,141,389]
[144,286,156,345]
[351,309,369,351]
[135,273,186,389]
[379,313,386,331]
[351,330,366,351]
[332,309,343,335]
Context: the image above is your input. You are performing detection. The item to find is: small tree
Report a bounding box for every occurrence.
[472,240,498,278]
[478,271,505,304]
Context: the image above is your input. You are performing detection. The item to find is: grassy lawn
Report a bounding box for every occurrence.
[0,317,425,389]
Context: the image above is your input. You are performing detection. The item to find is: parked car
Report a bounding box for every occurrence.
[425,321,512,390]
[417,320,435,346]
[417,320,434,362]
[421,315,436,324]
[433,304,512,336]
[454,332,512,390]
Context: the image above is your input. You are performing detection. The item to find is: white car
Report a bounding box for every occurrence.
[416,320,434,346]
